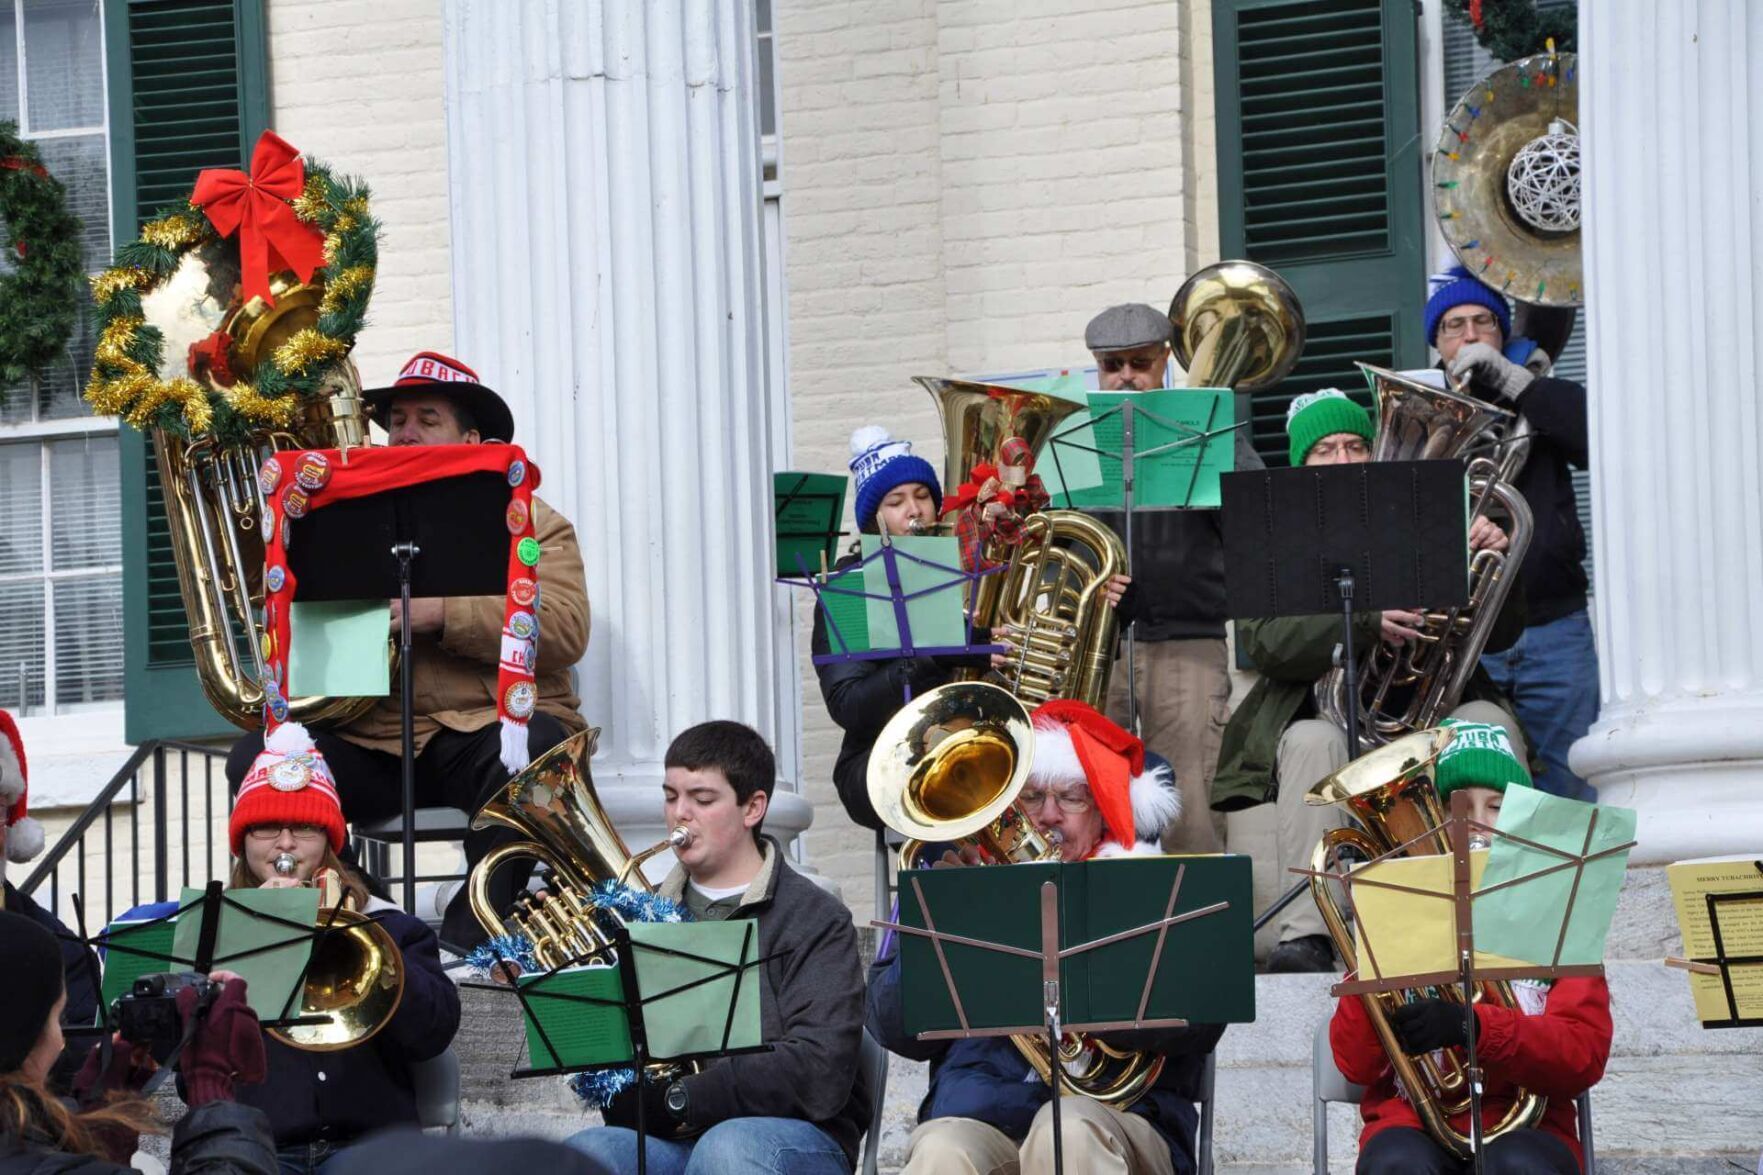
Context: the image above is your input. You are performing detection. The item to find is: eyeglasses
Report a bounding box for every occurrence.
[1018,788,1093,815]
[1438,311,1500,338]
[1307,438,1371,461]
[246,824,326,842]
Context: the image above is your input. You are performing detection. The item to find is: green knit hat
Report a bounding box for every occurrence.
[1286,388,1374,466]
[1434,719,1531,799]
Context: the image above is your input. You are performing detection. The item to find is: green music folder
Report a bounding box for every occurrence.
[1048,389,1237,509]
[98,916,181,1017]
[897,855,1256,1036]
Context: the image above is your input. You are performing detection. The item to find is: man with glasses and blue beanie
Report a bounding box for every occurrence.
[1426,267,1598,802]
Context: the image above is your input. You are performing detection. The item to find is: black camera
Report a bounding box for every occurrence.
[110,971,215,1063]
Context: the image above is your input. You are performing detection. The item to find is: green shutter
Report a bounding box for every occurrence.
[110,0,268,743]
[1214,0,1428,466]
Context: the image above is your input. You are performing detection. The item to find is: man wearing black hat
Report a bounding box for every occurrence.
[224,352,590,950]
[1080,303,1265,854]
[1424,269,1598,802]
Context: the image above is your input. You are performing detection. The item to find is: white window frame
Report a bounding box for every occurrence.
[0,0,123,762]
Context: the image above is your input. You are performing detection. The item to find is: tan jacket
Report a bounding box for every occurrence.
[339,496,589,755]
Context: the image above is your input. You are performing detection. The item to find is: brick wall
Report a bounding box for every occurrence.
[776,0,1218,919]
[266,0,454,384]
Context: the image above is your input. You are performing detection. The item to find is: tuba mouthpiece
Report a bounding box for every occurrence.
[273,852,298,877]
[668,826,693,849]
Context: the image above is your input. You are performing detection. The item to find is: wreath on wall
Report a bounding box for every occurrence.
[1445,0,1577,62]
[0,120,85,398]
[83,131,379,444]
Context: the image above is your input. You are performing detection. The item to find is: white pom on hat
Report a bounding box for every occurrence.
[850,425,893,458]
[6,817,42,863]
[263,720,318,757]
[1285,387,1351,428]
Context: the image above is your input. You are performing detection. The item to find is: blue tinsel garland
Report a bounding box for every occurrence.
[465,933,538,978]
[558,882,692,1107]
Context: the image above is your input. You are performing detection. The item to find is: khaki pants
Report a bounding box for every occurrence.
[1273,700,1525,942]
[1105,637,1229,853]
[902,1100,1176,1175]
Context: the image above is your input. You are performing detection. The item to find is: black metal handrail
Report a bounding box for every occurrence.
[19,740,233,930]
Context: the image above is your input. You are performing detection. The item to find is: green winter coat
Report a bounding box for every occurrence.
[1212,596,1525,812]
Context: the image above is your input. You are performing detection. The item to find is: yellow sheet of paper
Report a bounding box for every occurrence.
[1350,850,1529,981]
[288,600,390,697]
[1667,856,1763,1024]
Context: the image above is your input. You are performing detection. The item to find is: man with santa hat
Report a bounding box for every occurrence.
[867,700,1224,1175]
[0,709,99,1030]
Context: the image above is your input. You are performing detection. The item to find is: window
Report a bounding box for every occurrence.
[0,0,117,717]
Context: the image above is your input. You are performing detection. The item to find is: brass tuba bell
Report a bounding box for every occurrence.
[1169,259,1306,392]
[266,868,405,1052]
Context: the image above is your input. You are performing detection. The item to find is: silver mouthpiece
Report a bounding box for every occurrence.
[273,852,298,876]
[667,826,694,849]
[905,518,926,536]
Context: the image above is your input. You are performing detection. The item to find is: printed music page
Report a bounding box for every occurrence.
[1667,856,1763,1026]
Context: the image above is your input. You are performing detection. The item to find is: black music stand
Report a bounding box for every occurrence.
[1220,461,1469,761]
[287,472,511,912]
[875,856,1253,1175]
[466,925,780,1175]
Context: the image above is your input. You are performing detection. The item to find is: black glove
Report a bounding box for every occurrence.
[601,1075,683,1136]
[1389,998,1477,1054]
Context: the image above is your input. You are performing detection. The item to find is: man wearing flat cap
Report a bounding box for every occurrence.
[1080,304,1264,853]
[224,352,590,950]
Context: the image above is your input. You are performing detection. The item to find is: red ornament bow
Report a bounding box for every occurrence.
[190,131,326,307]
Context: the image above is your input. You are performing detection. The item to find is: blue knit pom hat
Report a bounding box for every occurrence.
[849,426,942,533]
[1425,266,1512,346]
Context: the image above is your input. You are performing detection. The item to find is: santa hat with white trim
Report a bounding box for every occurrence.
[1028,699,1179,858]
[0,709,44,865]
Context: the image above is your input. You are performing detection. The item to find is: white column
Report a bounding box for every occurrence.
[440,0,809,867]
[1570,0,1763,863]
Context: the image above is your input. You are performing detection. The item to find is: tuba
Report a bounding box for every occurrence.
[1169,259,1306,393]
[1312,364,1533,745]
[265,861,405,1052]
[138,242,389,730]
[913,377,1125,706]
[866,681,1167,1108]
[468,729,699,1083]
[1305,729,1548,1154]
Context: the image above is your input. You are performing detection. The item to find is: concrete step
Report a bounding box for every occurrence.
[452,959,1763,1171]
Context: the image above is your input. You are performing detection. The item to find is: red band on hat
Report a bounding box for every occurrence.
[394,351,480,387]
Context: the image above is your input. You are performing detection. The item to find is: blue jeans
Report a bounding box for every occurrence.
[566,1117,851,1174]
[1481,609,1600,801]
[276,1142,340,1175]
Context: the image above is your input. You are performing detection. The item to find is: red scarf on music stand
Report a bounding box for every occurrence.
[257,444,542,772]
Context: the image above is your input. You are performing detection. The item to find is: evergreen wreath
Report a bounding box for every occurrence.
[1444,0,1577,63]
[0,120,85,397]
[83,148,378,444]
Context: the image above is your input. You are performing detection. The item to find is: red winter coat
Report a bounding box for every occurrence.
[1329,977,1611,1170]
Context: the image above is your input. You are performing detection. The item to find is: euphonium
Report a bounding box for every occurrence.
[1313,364,1534,745]
[1305,729,1548,1154]
[468,729,700,1080]
[265,860,406,1052]
[866,682,1166,1109]
[911,377,1126,707]
[138,245,389,730]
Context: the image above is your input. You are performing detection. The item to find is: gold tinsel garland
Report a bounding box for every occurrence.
[272,328,346,374]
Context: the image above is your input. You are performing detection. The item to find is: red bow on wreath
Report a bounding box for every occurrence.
[191,131,326,307]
